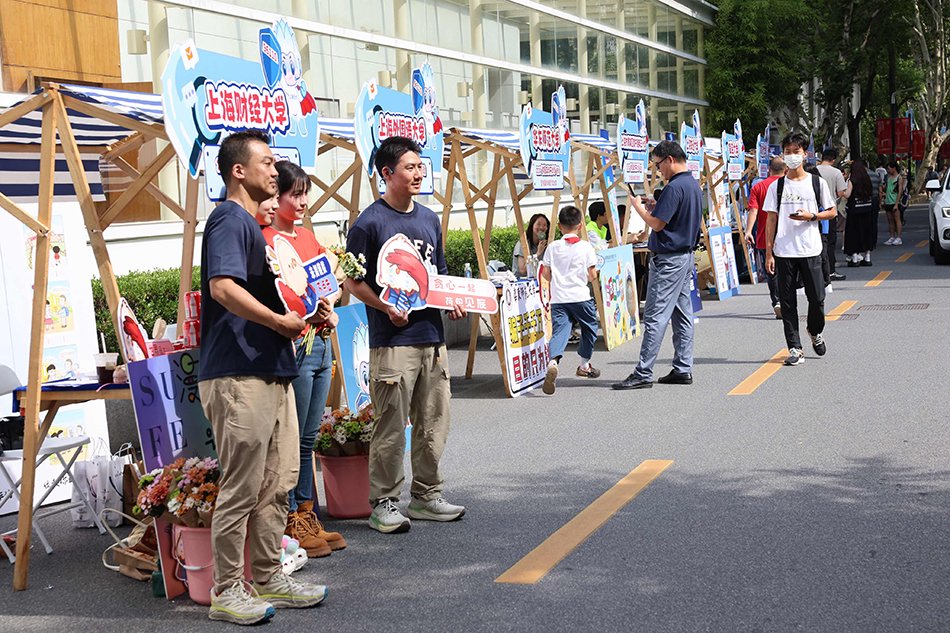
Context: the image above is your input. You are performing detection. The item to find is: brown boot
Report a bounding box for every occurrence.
[298,501,347,551]
[285,510,331,558]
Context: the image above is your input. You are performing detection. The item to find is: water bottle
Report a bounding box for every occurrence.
[464,263,472,278]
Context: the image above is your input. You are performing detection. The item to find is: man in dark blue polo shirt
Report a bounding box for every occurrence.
[613,140,702,390]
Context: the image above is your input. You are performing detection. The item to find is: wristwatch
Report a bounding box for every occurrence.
[812,212,818,221]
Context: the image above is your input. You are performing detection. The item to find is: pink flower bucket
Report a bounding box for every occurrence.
[172,525,252,605]
[318,454,372,519]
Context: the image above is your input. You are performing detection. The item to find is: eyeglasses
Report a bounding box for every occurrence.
[652,156,669,169]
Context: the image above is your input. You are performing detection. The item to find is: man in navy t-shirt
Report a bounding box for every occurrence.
[345,137,467,534]
[198,130,327,625]
[613,140,702,390]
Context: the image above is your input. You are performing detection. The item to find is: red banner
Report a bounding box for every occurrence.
[912,130,926,161]
[876,118,911,155]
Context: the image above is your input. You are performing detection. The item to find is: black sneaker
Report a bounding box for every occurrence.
[808,330,827,356]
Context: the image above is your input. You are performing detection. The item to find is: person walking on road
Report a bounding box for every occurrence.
[817,149,850,282]
[613,140,702,390]
[199,130,327,625]
[345,136,467,535]
[540,204,602,395]
[882,162,905,246]
[764,132,837,367]
[745,156,786,318]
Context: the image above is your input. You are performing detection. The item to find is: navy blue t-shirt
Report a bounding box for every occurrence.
[648,171,703,254]
[345,198,447,348]
[198,201,297,381]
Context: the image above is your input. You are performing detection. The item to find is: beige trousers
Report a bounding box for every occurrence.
[199,376,299,592]
[368,344,451,505]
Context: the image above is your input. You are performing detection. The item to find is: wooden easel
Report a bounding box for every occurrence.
[0,83,198,590]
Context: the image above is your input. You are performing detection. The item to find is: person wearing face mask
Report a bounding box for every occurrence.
[763,132,837,367]
[262,160,347,560]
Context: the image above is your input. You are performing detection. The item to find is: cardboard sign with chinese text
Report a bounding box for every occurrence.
[518,85,571,191]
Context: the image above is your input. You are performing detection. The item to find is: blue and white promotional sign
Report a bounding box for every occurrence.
[616,99,649,185]
[518,85,571,191]
[679,110,704,181]
[724,119,745,181]
[755,124,770,180]
[806,132,817,166]
[160,18,320,179]
[352,63,444,195]
[707,225,740,300]
[202,145,301,201]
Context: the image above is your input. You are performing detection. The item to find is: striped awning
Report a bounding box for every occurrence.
[0,84,163,203]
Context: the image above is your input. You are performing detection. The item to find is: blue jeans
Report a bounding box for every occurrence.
[549,300,599,364]
[633,252,694,380]
[289,334,333,512]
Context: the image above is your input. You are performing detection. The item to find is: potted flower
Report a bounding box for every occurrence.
[134,457,232,605]
[316,405,374,518]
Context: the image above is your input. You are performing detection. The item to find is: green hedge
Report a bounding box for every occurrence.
[92,225,526,349]
[444,225,522,277]
[92,267,200,355]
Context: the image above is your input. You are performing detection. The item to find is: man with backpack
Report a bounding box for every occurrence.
[763,132,837,367]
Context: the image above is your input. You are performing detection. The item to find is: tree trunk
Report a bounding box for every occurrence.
[914,130,950,193]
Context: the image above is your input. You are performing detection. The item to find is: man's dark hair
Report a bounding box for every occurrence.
[375,136,423,177]
[887,160,899,170]
[651,140,687,162]
[821,148,838,162]
[780,132,809,152]
[218,129,270,187]
[769,156,786,175]
[276,160,311,196]
[588,200,606,222]
[558,205,582,227]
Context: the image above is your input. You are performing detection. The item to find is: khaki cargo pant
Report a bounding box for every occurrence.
[369,344,451,505]
[199,376,299,592]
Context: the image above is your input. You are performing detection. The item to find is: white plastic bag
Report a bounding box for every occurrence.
[72,444,134,528]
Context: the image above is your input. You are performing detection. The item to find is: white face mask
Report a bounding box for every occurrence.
[783,153,804,170]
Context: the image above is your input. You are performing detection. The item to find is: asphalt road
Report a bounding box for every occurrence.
[2,206,948,632]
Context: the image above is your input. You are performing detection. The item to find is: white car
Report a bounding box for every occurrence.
[926,172,950,264]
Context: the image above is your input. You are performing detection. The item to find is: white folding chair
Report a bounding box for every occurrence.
[0,363,107,563]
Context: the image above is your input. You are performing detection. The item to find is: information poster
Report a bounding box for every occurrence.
[680,109,704,181]
[128,349,216,601]
[617,100,649,185]
[499,279,549,396]
[334,303,371,413]
[596,245,639,349]
[0,205,109,514]
[518,86,571,191]
[724,119,745,181]
[756,124,770,180]
[352,63,444,195]
[707,225,740,300]
[161,18,320,180]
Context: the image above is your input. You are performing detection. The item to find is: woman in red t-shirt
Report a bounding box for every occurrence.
[263,160,346,557]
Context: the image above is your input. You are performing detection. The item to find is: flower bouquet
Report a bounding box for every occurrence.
[133,456,220,528]
[327,245,367,281]
[316,405,375,457]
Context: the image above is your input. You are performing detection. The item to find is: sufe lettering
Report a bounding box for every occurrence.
[377,112,427,145]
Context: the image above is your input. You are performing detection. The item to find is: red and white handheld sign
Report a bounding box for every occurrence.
[376,234,498,314]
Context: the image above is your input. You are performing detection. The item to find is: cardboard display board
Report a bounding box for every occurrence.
[518,86,571,191]
[498,279,550,396]
[595,245,639,349]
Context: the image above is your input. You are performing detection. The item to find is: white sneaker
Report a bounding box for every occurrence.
[825,284,833,294]
[884,237,895,245]
[893,237,903,245]
[407,496,466,522]
[369,498,411,534]
[783,348,805,366]
[209,582,276,625]
[253,572,328,608]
